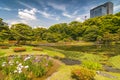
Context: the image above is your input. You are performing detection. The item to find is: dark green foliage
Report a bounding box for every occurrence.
[1,12,120,43]
[33,27,47,41]
[0,18,10,42]
[10,23,33,45]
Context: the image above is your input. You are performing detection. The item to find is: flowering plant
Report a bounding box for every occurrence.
[0,55,53,80]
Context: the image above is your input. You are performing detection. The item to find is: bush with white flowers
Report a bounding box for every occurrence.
[0,55,53,80]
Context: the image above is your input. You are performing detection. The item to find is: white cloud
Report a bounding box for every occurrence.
[38,10,51,18]
[18,1,32,9]
[55,17,60,21]
[73,10,79,15]
[34,25,48,29]
[75,17,84,22]
[6,19,28,27]
[38,10,60,21]
[47,2,66,11]
[18,8,37,20]
[114,5,120,12]
[62,12,73,18]
[18,1,60,21]
[75,13,89,22]
[0,7,11,11]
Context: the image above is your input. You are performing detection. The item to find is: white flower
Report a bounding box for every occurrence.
[18,63,22,67]
[20,65,23,68]
[17,67,21,71]
[9,61,12,64]
[16,61,19,64]
[2,64,5,67]
[24,56,31,61]
[24,65,29,69]
[10,63,13,65]
[2,62,6,67]
[14,70,17,73]
[18,70,22,73]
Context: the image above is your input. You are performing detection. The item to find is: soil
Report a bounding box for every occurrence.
[96,71,117,79]
[59,58,81,65]
[103,65,120,73]
[0,71,5,80]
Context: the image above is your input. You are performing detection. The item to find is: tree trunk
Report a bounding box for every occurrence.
[15,39,20,45]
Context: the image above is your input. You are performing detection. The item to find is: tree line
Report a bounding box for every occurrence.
[0,12,120,44]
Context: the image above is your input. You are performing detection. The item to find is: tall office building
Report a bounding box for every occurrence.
[90,2,113,18]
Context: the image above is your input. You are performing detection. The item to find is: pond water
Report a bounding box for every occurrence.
[51,44,120,56]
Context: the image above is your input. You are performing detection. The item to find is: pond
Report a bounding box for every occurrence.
[51,44,120,56]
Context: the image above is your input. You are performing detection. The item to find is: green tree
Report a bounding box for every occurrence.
[0,18,10,42]
[42,32,61,43]
[10,23,33,45]
[83,25,99,41]
[68,21,85,40]
[49,23,69,40]
[33,27,47,41]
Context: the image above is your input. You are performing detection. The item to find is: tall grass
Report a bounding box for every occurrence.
[0,52,6,56]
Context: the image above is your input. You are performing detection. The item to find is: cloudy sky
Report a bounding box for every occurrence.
[0,0,120,28]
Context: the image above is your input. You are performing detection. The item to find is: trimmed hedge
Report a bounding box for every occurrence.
[14,47,26,52]
[0,46,9,49]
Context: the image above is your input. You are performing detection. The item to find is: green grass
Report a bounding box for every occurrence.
[48,65,120,80]
[0,52,6,56]
[43,49,65,58]
[0,45,120,80]
[47,65,75,80]
[108,55,120,69]
[0,46,65,58]
[79,54,103,62]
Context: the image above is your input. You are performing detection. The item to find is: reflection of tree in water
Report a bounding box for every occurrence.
[51,44,120,56]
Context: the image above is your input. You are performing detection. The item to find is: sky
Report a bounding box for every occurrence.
[0,0,120,28]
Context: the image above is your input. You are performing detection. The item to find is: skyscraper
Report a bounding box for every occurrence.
[90,2,113,18]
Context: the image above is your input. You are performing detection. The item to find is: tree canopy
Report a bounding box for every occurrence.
[0,12,120,44]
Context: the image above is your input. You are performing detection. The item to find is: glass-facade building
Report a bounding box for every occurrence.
[90,2,113,18]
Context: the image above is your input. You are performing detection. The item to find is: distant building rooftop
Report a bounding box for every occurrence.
[90,2,113,18]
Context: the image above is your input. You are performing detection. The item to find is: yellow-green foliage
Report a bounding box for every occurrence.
[80,54,102,62]
[108,55,120,69]
[71,67,96,80]
[82,61,103,70]
[0,52,6,56]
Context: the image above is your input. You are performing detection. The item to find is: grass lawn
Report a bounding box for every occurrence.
[0,46,65,58]
[0,45,120,80]
[108,55,120,69]
[47,65,120,80]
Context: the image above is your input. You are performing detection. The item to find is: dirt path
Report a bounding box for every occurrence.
[96,71,117,79]
[103,65,120,73]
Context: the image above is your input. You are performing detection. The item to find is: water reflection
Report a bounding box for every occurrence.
[51,44,120,56]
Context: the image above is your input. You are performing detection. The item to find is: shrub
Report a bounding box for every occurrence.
[32,47,43,51]
[72,67,95,80]
[82,61,103,70]
[0,55,53,79]
[0,52,6,56]
[0,46,9,49]
[14,47,26,52]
